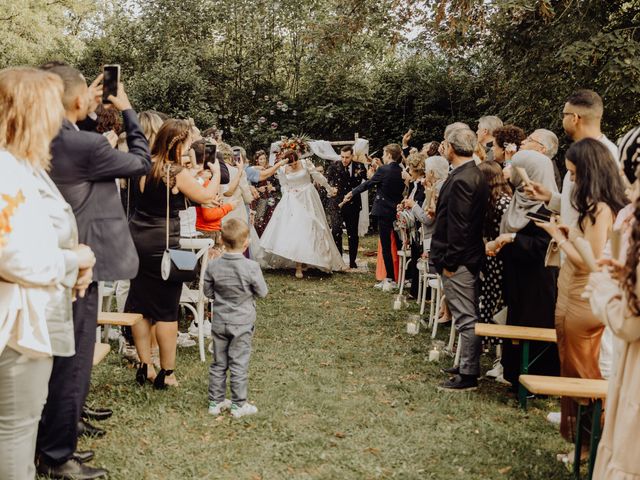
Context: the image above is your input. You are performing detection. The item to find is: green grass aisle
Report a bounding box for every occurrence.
[82,238,573,480]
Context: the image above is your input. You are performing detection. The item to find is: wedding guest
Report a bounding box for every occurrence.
[491,125,526,168]
[527,89,620,228]
[486,151,560,390]
[476,115,503,161]
[431,127,489,390]
[520,128,562,188]
[587,126,640,478]
[0,67,95,480]
[476,161,512,382]
[251,150,281,236]
[345,144,405,289]
[400,152,426,297]
[37,65,152,478]
[219,143,253,225]
[536,138,627,461]
[125,119,222,389]
[327,146,368,269]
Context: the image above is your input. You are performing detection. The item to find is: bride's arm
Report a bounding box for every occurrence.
[304,159,332,191]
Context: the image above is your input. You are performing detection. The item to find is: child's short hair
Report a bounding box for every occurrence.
[221,219,250,249]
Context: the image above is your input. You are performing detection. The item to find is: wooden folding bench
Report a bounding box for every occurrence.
[97,312,143,343]
[520,375,608,480]
[475,323,557,408]
[93,343,111,366]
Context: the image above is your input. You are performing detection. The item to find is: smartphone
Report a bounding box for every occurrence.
[525,209,552,223]
[102,65,120,104]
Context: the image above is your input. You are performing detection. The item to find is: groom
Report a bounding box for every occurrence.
[326,146,367,269]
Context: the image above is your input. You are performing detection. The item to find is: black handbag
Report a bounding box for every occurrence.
[160,165,199,282]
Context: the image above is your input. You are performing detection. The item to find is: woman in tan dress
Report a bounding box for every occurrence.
[536,138,627,458]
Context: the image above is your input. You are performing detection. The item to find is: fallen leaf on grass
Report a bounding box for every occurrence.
[250,474,262,480]
[498,466,512,474]
[364,447,381,456]
[334,432,346,438]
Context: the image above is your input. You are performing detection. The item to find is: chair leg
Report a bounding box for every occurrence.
[453,333,462,367]
[431,287,441,339]
[447,317,457,352]
[197,299,205,362]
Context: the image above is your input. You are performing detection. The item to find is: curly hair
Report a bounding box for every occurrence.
[407,152,426,175]
[493,125,526,149]
[566,138,627,231]
[423,141,440,157]
[624,195,640,315]
[95,104,122,135]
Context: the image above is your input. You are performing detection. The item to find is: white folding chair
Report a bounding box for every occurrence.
[96,281,116,342]
[429,276,443,337]
[179,237,214,362]
[396,227,412,296]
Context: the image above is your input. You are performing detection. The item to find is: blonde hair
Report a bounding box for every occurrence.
[407,152,426,175]
[139,111,164,149]
[218,143,234,165]
[0,67,64,169]
[221,218,249,249]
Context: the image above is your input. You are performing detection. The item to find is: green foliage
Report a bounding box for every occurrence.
[3,0,639,154]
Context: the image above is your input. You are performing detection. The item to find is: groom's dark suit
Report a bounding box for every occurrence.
[326,160,367,267]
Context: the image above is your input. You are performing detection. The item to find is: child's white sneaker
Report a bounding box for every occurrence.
[230,402,258,418]
[208,399,231,416]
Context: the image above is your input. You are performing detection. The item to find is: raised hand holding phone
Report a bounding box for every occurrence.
[102,65,120,104]
[107,82,133,112]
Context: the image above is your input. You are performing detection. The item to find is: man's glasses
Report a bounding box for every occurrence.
[525,136,545,148]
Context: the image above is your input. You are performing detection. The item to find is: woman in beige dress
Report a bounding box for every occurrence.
[536,138,627,459]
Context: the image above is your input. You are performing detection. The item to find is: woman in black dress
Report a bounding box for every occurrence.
[486,150,561,390]
[126,119,223,388]
[251,150,280,236]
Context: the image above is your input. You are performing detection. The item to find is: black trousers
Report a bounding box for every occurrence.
[37,283,98,465]
[332,206,360,267]
[377,215,399,281]
[408,239,423,297]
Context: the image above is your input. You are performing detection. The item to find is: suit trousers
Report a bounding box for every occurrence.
[0,347,53,480]
[208,323,254,406]
[332,206,360,267]
[377,216,398,281]
[441,266,482,376]
[37,283,98,465]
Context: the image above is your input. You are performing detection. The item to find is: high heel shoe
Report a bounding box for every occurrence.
[153,369,174,390]
[135,363,148,386]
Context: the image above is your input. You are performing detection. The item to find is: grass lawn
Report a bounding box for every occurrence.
[80,236,575,480]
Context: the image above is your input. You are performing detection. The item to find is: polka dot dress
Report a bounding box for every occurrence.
[479,194,511,345]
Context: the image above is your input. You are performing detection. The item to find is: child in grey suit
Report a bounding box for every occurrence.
[203,218,268,418]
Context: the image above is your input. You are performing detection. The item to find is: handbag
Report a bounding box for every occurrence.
[544,239,561,267]
[160,165,199,282]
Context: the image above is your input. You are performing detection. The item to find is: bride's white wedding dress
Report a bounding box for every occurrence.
[259,159,346,272]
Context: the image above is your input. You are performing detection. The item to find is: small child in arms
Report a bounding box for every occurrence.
[203,218,268,417]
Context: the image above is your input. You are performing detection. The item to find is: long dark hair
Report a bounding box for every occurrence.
[477,161,512,235]
[624,195,640,315]
[567,138,627,231]
[149,119,191,182]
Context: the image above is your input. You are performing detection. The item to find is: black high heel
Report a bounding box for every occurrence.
[153,369,174,390]
[135,363,148,386]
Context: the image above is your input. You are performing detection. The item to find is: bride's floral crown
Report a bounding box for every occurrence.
[277,135,311,159]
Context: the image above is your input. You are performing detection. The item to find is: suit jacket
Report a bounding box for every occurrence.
[49,109,152,281]
[430,160,489,275]
[326,161,367,212]
[351,162,404,218]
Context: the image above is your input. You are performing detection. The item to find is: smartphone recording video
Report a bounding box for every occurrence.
[525,208,552,223]
[102,65,120,104]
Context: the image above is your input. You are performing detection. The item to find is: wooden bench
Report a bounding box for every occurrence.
[520,375,608,480]
[98,312,143,343]
[93,343,111,366]
[98,312,143,327]
[475,323,557,408]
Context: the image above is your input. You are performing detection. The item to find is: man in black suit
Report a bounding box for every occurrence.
[326,146,367,269]
[430,126,489,391]
[36,65,151,480]
[345,144,405,288]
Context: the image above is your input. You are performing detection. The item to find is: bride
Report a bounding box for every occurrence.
[260,148,346,278]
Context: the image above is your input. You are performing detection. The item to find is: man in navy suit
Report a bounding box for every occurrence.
[345,144,405,288]
[326,145,367,269]
[36,65,151,480]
